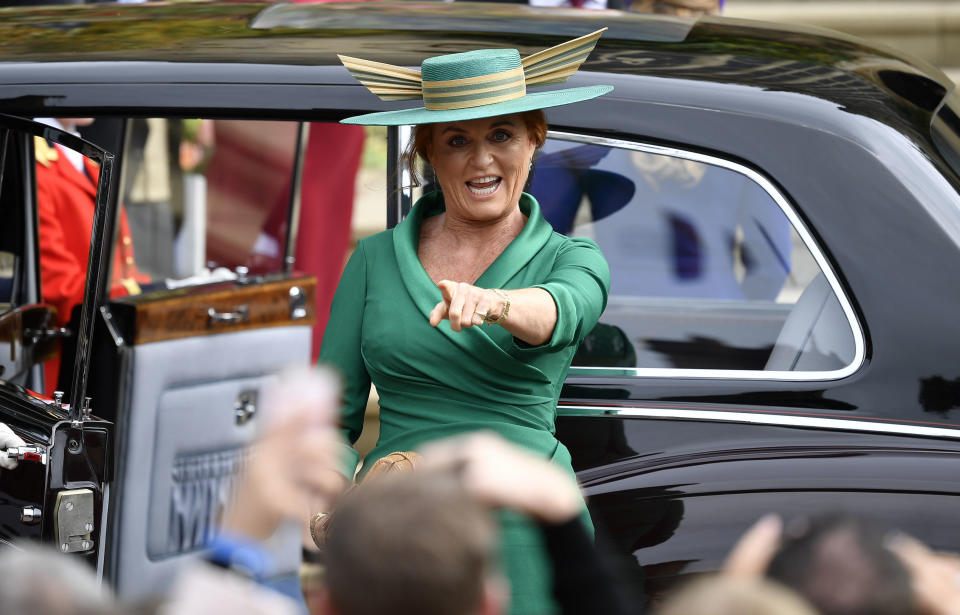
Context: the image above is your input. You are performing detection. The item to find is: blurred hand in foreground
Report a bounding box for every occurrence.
[419,431,583,524]
[888,533,960,615]
[722,513,783,579]
[222,367,347,541]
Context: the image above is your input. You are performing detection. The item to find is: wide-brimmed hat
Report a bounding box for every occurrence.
[338,28,613,126]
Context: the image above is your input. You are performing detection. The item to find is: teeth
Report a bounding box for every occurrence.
[468,182,499,195]
[466,176,501,196]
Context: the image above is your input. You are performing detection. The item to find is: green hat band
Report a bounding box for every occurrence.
[421,50,527,111]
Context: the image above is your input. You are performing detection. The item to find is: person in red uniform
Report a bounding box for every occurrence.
[35,118,150,395]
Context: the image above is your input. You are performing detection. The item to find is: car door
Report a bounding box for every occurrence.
[0,114,114,573]
[536,128,960,606]
[66,117,319,600]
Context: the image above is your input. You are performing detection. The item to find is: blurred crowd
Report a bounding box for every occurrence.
[1,366,959,615]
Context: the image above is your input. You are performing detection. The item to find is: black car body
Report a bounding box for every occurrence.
[0,2,959,605]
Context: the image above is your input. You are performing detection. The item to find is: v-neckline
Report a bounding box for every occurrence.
[394,191,552,312]
[389,190,556,381]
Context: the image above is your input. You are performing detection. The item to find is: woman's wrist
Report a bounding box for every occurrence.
[484,288,511,325]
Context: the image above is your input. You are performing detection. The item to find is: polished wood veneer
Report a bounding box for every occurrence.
[109,275,316,345]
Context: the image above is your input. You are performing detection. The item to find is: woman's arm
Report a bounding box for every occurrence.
[318,242,372,481]
[429,282,556,346]
[429,237,610,348]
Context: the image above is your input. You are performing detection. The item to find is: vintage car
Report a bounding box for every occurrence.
[0,1,959,607]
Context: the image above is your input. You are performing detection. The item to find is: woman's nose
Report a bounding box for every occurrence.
[469,142,494,167]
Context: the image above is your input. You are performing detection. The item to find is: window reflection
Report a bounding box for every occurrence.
[531,138,854,373]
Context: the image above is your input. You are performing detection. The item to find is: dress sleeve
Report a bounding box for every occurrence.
[525,236,610,352]
[318,241,372,480]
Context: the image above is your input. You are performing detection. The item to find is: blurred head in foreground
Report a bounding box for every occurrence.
[320,471,505,615]
[0,546,114,615]
[656,576,817,615]
[766,513,915,615]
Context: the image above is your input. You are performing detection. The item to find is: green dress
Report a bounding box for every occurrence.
[319,191,610,614]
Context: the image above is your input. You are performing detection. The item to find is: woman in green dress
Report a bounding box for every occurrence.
[318,30,613,614]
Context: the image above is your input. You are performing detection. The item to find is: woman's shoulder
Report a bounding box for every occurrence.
[356,227,397,253]
[546,231,604,258]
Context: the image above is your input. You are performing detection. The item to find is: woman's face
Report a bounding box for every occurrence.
[427,114,537,223]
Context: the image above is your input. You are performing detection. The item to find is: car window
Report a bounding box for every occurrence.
[112,118,302,287]
[530,133,862,378]
[12,117,119,398]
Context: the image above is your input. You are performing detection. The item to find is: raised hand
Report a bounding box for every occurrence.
[429,280,501,331]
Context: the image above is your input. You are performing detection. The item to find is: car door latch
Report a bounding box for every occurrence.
[53,489,95,553]
[54,489,95,553]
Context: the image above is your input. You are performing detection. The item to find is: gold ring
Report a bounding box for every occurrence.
[310,511,329,548]
[475,310,488,320]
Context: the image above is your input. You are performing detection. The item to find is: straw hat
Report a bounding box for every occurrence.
[338,28,613,125]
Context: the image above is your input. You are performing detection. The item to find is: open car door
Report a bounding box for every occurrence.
[0,114,315,598]
[0,114,115,574]
[83,118,316,599]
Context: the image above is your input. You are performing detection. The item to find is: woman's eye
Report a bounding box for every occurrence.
[491,130,511,142]
[448,135,467,147]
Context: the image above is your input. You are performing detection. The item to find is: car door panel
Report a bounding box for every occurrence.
[101,277,314,599]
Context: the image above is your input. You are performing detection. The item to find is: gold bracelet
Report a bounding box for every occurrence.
[484,289,511,325]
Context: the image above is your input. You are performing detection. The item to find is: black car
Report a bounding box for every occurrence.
[0,1,959,606]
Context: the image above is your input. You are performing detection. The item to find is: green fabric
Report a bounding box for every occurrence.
[422,48,521,82]
[319,191,610,615]
[340,85,613,126]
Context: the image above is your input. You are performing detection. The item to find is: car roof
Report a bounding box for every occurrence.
[0,1,951,117]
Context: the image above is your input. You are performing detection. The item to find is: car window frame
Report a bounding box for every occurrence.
[0,113,119,409]
[546,130,866,382]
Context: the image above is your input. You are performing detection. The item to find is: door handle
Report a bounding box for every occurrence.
[207,305,249,326]
[234,390,257,425]
[7,445,47,464]
[23,327,71,345]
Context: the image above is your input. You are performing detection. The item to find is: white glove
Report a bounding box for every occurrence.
[0,422,26,470]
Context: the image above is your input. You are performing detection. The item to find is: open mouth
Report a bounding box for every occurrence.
[466,175,501,196]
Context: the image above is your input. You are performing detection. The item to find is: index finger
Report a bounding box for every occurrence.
[723,514,782,579]
[436,279,458,304]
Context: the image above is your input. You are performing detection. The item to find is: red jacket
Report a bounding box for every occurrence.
[35,137,149,393]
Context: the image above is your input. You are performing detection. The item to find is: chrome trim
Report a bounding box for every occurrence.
[96,483,109,583]
[388,125,415,228]
[284,121,310,273]
[548,130,866,382]
[100,305,125,347]
[558,405,960,440]
[70,136,117,418]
